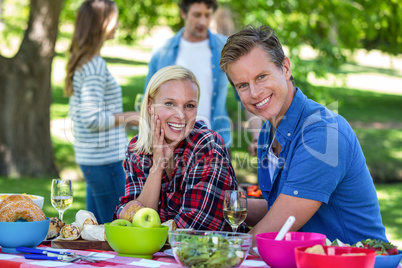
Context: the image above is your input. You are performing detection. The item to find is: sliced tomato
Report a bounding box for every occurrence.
[247,185,258,192]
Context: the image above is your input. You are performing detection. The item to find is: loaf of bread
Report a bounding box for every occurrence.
[0,194,46,222]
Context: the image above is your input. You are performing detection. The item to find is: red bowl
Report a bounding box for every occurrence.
[295,245,377,268]
[256,232,326,268]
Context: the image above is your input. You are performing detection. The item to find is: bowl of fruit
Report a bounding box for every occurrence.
[105,208,168,259]
[169,230,253,268]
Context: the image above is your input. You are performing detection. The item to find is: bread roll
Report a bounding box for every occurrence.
[161,219,177,231]
[46,217,65,240]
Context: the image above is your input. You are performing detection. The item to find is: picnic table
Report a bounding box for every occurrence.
[0,243,269,268]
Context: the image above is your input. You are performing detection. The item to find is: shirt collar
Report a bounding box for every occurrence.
[174,28,214,49]
[276,88,307,141]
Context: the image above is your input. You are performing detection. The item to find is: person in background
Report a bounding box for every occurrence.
[144,0,261,153]
[220,25,388,245]
[114,65,246,231]
[64,0,139,224]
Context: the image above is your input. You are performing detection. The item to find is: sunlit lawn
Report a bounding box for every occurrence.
[376,183,402,247]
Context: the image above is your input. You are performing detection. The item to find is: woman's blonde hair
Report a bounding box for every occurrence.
[134,66,200,154]
[64,0,118,96]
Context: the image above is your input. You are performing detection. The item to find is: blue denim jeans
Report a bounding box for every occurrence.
[79,161,125,224]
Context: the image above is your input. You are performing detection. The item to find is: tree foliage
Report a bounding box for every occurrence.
[220,0,401,99]
[59,0,180,44]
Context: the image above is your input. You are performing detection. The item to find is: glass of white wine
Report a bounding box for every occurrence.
[51,179,73,222]
[223,190,247,233]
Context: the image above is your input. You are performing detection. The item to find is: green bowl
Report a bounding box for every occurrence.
[104,223,168,259]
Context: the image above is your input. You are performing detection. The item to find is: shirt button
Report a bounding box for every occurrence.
[211,106,215,110]
[213,92,216,96]
[287,132,291,137]
[212,64,215,68]
[293,190,298,195]
[213,78,217,82]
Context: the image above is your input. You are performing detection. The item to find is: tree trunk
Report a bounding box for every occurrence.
[0,0,63,177]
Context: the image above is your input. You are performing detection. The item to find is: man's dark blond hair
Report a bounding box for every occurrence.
[220,25,294,85]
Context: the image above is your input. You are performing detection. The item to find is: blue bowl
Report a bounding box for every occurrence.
[0,218,50,253]
[375,250,402,268]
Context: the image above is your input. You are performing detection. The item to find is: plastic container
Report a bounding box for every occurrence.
[0,218,50,253]
[104,223,168,259]
[295,245,377,268]
[256,232,326,268]
[374,250,402,268]
[169,230,253,268]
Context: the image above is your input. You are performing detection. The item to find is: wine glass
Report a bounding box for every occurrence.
[51,179,73,222]
[134,94,144,112]
[223,190,247,233]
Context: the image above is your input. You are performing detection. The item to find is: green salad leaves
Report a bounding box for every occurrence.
[173,232,246,268]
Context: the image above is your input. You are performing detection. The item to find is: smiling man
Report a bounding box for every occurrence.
[220,25,388,246]
[144,0,260,150]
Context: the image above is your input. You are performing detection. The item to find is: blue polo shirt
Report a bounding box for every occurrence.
[257,88,387,244]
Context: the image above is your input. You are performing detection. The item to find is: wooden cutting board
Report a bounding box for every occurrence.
[51,239,113,251]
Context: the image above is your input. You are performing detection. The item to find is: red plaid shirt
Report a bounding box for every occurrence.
[116,121,244,231]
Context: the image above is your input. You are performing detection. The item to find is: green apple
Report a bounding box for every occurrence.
[132,207,161,228]
[110,219,133,227]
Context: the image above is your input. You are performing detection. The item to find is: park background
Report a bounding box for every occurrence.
[0,0,401,246]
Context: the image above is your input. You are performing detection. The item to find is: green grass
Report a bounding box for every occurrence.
[376,183,402,247]
[324,85,402,123]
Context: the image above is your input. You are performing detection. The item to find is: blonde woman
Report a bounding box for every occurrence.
[64,0,138,223]
[115,66,244,231]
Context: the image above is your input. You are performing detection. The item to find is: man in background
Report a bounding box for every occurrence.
[144,0,260,151]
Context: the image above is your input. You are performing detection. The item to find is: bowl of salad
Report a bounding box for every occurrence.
[353,239,402,268]
[169,230,253,268]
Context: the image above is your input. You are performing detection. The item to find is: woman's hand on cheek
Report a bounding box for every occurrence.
[152,115,174,172]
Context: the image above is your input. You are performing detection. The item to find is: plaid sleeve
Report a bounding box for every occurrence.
[113,137,150,219]
[174,133,237,231]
